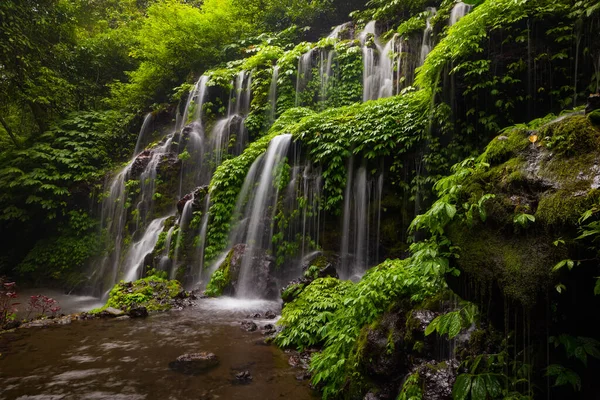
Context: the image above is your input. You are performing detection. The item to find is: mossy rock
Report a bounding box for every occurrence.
[94,274,184,313]
[447,223,565,307]
[588,110,600,127]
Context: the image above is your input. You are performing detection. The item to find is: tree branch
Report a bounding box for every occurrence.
[0,114,21,148]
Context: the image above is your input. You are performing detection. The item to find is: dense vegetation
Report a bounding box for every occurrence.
[2,0,600,399]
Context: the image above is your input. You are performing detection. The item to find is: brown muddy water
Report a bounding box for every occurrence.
[0,297,317,400]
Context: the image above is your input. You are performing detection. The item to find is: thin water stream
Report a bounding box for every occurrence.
[0,298,316,400]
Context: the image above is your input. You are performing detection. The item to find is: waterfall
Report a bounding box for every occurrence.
[180,75,209,130]
[133,113,154,157]
[360,21,403,101]
[340,162,384,280]
[420,8,437,65]
[158,226,175,271]
[268,66,279,122]
[231,134,293,299]
[449,2,472,26]
[171,197,195,279]
[91,72,250,294]
[295,49,314,106]
[123,217,169,283]
[327,22,352,40]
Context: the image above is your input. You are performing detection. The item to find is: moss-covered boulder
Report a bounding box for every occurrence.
[96,274,186,313]
[447,114,600,307]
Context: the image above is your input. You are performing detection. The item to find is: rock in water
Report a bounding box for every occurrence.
[128,306,148,318]
[264,310,276,319]
[235,370,253,383]
[241,320,257,332]
[168,352,219,375]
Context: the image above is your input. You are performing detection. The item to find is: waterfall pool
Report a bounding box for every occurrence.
[0,298,316,400]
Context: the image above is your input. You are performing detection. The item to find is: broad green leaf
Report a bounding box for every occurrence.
[471,375,487,400]
[452,374,472,400]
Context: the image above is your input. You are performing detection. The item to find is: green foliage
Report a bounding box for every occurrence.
[397,372,423,400]
[513,213,535,228]
[425,302,478,339]
[276,277,353,350]
[307,257,443,398]
[0,111,133,222]
[204,249,233,297]
[294,90,430,212]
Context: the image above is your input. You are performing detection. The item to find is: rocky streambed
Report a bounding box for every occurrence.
[0,297,316,400]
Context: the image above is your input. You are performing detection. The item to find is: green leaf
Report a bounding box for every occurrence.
[595,278,600,296]
[453,374,472,400]
[483,374,502,397]
[471,375,487,400]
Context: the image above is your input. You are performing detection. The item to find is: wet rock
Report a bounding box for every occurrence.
[585,93,600,114]
[248,313,262,319]
[264,310,276,319]
[2,320,21,330]
[261,324,277,335]
[115,315,131,321]
[218,244,278,298]
[241,320,257,332]
[287,350,313,370]
[128,306,148,318]
[415,360,459,400]
[103,307,125,317]
[177,193,194,214]
[169,352,219,375]
[296,372,311,381]
[235,370,253,383]
[130,149,153,178]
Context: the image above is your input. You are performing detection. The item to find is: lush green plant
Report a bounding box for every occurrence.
[304,256,444,398]
[424,302,478,339]
[276,277,352,350]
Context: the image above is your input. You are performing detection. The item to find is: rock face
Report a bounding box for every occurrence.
[177,185,209,214]
[168,352,219,375]
[130,149,153,178]
[207,244,278,299]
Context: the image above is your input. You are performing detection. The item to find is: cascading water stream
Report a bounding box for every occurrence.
[123,216,169,283]
[133,113,154,157]
[171,196,195,279]
[340,161,384,280]
[295,49,314,106]
[268,66,279,122]
[232,134,293,299]
[449,1,472,26]
[420,8,437,65]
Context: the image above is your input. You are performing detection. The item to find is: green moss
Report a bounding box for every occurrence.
[536,189,600,225]
[95,274,183,312]
[448,223,565,307]
[588,110,600,127]
[204,249,233,297]
[481,129,529,165]
[541,115,600,156]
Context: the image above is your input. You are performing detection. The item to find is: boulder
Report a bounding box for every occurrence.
[130,149,153,178]
[241,320,257,332]
[585,93,600,114]
[128,306,148,318]
[168,352,219,375]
